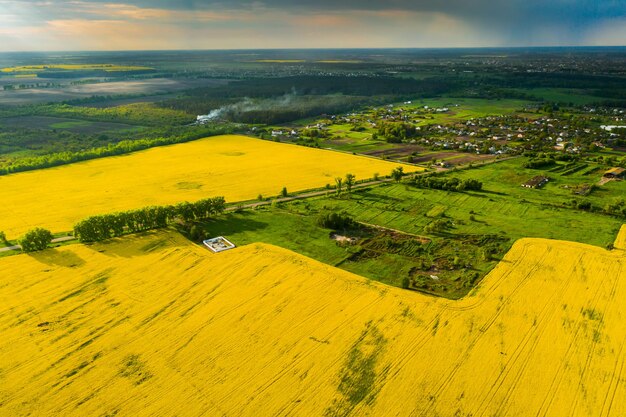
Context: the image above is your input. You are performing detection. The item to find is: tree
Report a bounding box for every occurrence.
[20,228,54,253]
[391,166,404,182]
[335,177,343,195]
[344,173,356,194]
[316,211,357,230]
[0,231,6,244]
[280,186,288,198]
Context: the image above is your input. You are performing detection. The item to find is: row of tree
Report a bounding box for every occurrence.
[410,176,483,192]
[74,197,226,243]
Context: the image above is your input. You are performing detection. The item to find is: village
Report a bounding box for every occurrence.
[256,100,626,169]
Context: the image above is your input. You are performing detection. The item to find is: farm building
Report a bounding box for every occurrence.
[603,167,626,179]
[522,175,549,189]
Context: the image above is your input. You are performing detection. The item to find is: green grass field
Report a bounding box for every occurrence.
[292,183,621,247]
[197,206,501,298]
[192,157,623,298]
[445,158,626,211]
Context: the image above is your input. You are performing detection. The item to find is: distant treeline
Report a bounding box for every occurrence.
[74,197,225,243]
[206,75,452,98]
[0,125,234,176]
[160,75,455,122]
[409,175,483,192]
[497,73,626,90]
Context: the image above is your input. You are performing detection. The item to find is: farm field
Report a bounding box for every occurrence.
[0,115,144,134]
[291,183,623,248]
[196,181,622,296]
[0,227,625,416]
[0,78,222,105]
[446,158,626,209]
[201,208,506,297]
[0,64,153,73]
[0,135,416,238]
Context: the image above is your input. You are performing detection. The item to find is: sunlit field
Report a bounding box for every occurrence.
[0,226,624,416]
[1,64,152,72]
[0,135,416,238]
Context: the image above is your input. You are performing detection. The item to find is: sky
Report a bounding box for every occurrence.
[0,0,625,51]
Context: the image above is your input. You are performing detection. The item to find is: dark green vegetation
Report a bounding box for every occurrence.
[74,197,225,243]
[20,228,54,253]
[324,322,387,417]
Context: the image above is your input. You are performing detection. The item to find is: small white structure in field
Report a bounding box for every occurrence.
[203,236,236,253]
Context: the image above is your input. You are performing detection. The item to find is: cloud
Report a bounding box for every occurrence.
[0,0,624,50]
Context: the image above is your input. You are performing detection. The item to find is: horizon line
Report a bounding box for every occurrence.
[1,45,626,54]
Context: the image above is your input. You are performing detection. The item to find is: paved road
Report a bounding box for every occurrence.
[0,236,76,253]
[226,178,395,211]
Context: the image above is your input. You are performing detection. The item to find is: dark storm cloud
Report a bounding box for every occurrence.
[78,0,626,44]
[93,0,625,20]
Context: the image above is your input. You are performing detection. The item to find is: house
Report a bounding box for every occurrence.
[522,176,549,189]
[603,167,626,179]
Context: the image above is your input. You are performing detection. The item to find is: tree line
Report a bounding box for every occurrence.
[0,125,234,176]
[409,175,483,192]
[74,197,225,243]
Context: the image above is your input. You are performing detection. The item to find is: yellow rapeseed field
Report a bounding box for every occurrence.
[1,226,624,416]
[0,135,416,238]
[615,225,626,250]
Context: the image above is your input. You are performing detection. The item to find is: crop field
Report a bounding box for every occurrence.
[446,158,626,209]
[0,64,153,73]
[0,78,222,105]
[293,183,623,248]
[0,135,416,238]
[0,226,624,416]
[0,116,143,134]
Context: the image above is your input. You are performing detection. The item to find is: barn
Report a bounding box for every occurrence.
[522,175,549,189]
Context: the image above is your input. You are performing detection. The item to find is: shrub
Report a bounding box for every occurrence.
[316,211,357,231]
[391,167,404,182]
[20,228,54,253]
[189,225,203,241]
[0,231,6,244]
